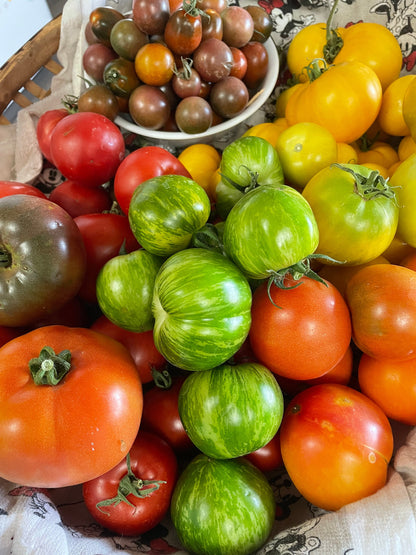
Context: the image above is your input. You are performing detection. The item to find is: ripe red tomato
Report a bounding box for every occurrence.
[36,108,69,163]
[0,325,143,487]
[280,383,394,511]
[249,275,352,380]
[48,180,112,218]
[0,181,46,199]
[345,263,416,360]
[244,431,283,473]
[83,430,177,536]
[91,314,167,384]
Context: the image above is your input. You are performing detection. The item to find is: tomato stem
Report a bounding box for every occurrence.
[323,0,343,64]
[182,0,202,17]
[28,346,72,386]
[152,367,173,389]
[96,452,166,515]
[191,223,227,256]
[0,248,12,268]
[332,163,398,202]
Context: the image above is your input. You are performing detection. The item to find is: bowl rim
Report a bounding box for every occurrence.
[114,37,279,141]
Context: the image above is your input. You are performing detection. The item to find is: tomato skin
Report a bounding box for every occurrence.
[134,43,175,86]
[249,276,352,381]
[378,75,415,137]
[83,430,177,536]
[389,153,416,247]
[36,108,69,163]
[244,431,283,473]
[48,180,112,218]
[280,383,394,511]
[345,263,416,360]
[0,181,46,199]
[0,325,143,488]
[113,146,191,216]
[164,8,202,56]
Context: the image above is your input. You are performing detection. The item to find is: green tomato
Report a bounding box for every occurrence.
[223,183,319,280]
[389,153,416,247]
[178,362,284,458]
[128,174,211,257]
[303,163,399,265]
[96,248,164,332]
[152,248,252,371]
[171,454,275,555]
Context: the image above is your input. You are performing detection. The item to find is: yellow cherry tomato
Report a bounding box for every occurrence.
[242,121,288,149]
[378,75,416,137]
[357,141,399,169]
[336,142,358,164]
[178,144,221,200]
[398,135,416,161]
[275,84,304,118]
[403,78,416,142]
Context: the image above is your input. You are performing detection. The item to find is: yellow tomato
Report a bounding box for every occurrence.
[382,234,416,264]
[398,135,416,161]
[387,160,402,177]
[378,75,416,136]
[178,144,221,200]
[359,162,389,179]
[275,84,304,118]
[403,78,416,142]
[242,120,288,149]
[336,142,358,164]
[357,141,399,169]
[286,22,328,81]
[389,153,416,247]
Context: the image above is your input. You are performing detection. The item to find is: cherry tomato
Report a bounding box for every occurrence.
[164,5,203,56]
[89,6,124,45]
[210,76,248,120]
[229,47,247,80]
[77,83,120,121]
[241,40,268,90]
[128,85,171,130]
[192,37,233,83]
[221,6,254,48]
[377,75,415,137]
[175,95,213,133]
[103,57,140,98]
[82,42,118,82]
[132,0,170,36]
[134,43,175,86]
[109,18,148,61]
[201,8,223,41]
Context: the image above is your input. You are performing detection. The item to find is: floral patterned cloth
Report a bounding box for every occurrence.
[0,1,416,553]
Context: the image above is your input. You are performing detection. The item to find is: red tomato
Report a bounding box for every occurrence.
[345,264,416,360]
[0,325,143,487]
[49,112,125,189]
[83,430,177,536]
[244,431,283,473]
[91,314,167,384]
[280,383,394,511]
[48,180,112,218]
[0,181,46,199]
[358,353,416,426]
[229,46,248,79]
[113,146,191,215]
[140,376,195,454]
[241,40,268,90]
[74,213,140,304]
[164,7,203,56]
[249,276,352,380]
[36,108,69,163]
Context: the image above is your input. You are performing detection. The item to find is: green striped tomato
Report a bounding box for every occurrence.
[223,183,319,280]
[96,248,164,332]
[128,174,211,256]
[178,362,284,458]
[152,248,252,371]
[171,454,275,555]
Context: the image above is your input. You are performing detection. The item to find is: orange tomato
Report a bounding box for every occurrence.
[356,141,399,168]
[403,75,416,141]
[378,75,415,136]
[398,135,416,161]
[336,142,358,164]
[178,143,221,200]
[134,43,175,86]
[242,120,288,149]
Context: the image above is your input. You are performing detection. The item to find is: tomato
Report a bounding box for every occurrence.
[0,195,86,328]
[244,431,283,473]
[345,263,416,360]
[302,164,399,266]
[103,57,141,98]
[242,120,287,149]
[0,326,21,348]
[276,121,337,189]
[134,43,175,86]
[403,76,416,142]
[109,18,148,61]
[171,454,275,555]
[0,180,46,199]
[74,212,139,305]
[382,234,416,264]
[97,248,164,333]
[286,22,329,81]
[280,383,394,511]
[240,40,268,90]
[132,0,170,36]
[244,4,272,43]
[400,250,416,272]
[192,37,233,83]
[223,183,319,280]
[89,6,124,45]
[164,4,202,55]
[175,96,214,133]
[172,63,202,98]
[177,143,221,200]
[141,376,195,453]
[152,248,252,372]
[82,42,118,82]
[0,325,142,487]
[336,142,358,164]
[128,84,171,130]
[91,314,167,384]
[356,141,399,169]
[77,83,120,121]
[36,108,69,163]
[113,145,191,216]
[31,295,90,329]
[285,60,382,144]
[377,75,415,137]
[275,84,303,118]
[249,275,352,381]
[50,112,125,189]
[358,353,416,426]
[398,135,416,161]
[83,430,177,536]
[48,180,112,218]
[221,6,254,48]
[389,153,416,247]
[178,362,284,458]
[201,9,223,41]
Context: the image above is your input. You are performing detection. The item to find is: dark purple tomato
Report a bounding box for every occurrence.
[129,85,171,130]
[82,43,118,82]
[241,41,269,90]
[197,0,227,13]
[192,38,233,83]
[89,7,124,45]
[175,96,213,134]
[230,47,247,80]
[221,6,254,48]
[172,66,202,99]
[103,58,140,98]
[109,18,148,61]
[84,21,100,45]
[201,8,223,41]
[132,0,170,35]
[210,76,249,119]
[77,84,120,121]
[244,5,273,43]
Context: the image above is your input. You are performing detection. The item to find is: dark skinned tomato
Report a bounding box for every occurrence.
[141,376,195,454]
[83,430,178,536]
[164,5,203,56]
[175,96,213,133]
[84,20,100,45]
[0,181,46,199]
[244,5,273,43]
[0,195,87,328]
[221,6,254,48]
[89,6,124,45]
[192,37,233,83]
[91,314,167,385]
[77,84,120,121]
[244,431,283,473]
[197,0,227,12]
[0,326,21,348]
[132,0,170,35]
[49,112,125,189]
[241,40,269,90]
[82,43,118,82]
[103,57,140,98]
[201,8,223,41]
[109,18,148,61]
[210,75,249,119]
[128,85,171,130]
[113,146,191,216]
[30,296,90,330]
[74,213,140,305]
[172,64,202,99]
[36,108,69,163]
[48,180,112,218]
[230,47,247,79]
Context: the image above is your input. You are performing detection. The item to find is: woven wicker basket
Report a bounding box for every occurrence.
[0,14,63,125]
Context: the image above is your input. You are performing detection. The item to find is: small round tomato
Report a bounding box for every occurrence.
[178,143,221,199]
[36,108,69,163]
[377,75,416,137]
[280,383,394,511]
[77,83,120,121]
[164,5,202,55]
[336,142,358,164]
[241,40,268,90]
[103,57,140,98]
[134,43,175,86]
[398,135,416,161]
[357,141,399,168]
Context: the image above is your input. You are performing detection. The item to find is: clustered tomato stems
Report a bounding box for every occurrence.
[220,168,261,194]
[29,346,72,386]
[173,57,194,80]
[323,0,343,64]
[331,163,398,202]
[182,0,204,18]
[95,452,167,515]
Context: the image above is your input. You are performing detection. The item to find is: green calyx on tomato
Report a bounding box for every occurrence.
[322,0,343,63]
[29,346,71,386]
[333,163,397,202]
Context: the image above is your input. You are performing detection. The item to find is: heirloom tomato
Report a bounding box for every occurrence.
[0,325,143,488]
[171,454,275,555]
[103,57,140,97]
[302,163,399,265]
[89,6,124,44]
[0,180,46,199]
[97,248,164,333]
[244,431,283,473]
[35,108,69,163]
[132,0,170,36]
[389,153,416,247]
[249,275,352,381]
[152,248,252,372]
[280,384,394,511]
[178,143,221,199]
[285,60,382,143]
[134,43,175,86]
[114,145,191,215]
[346,263,416,360]
[403,76,416,141]
[164,4,202,55]
[178,362,284,459]
[0,195,86,328]
[223,183,319,280]
[356,141,399,169]
[242,120,287,149]
[109,18,148,61]
[378,75,415,137]
[49,180,112,218]
[398,135,416,161]
[83,430,177,536]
